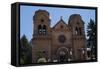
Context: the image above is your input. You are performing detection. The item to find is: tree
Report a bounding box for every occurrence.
[87,19,96,60]
[20,35,32,64]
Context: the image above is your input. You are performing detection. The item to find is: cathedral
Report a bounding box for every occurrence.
[32,9,87,63]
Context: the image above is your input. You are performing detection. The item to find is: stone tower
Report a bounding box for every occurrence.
[32,10,51,63]
[68,14,87,60]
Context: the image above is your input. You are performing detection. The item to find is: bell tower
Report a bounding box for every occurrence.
[33,9,51,36]
[32,10,51,63]
[68,14,87,60]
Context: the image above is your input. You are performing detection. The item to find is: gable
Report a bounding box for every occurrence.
[52,19,69,31]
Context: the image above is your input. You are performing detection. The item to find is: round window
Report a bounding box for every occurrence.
[58,35,66,43]
[41,19,44,22]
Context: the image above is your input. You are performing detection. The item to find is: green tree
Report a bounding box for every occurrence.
[20,35,32,64]
[87,19,97,60]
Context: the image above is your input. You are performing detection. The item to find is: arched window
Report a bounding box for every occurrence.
[79,28,82,35]
[75,27,78,35]
[38,25,42,34]
[43,25,46,35]
[38,25,47,35]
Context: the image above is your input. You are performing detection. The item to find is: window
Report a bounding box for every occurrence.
[38,25,42,34]
[43,25,46,35]
[75,27,82,35]
[60,25,63,29]
[38,25,46,35]
[79,28,82,35]
[75,27,78,35]
[41,19,44,22]
[58,35,66,43]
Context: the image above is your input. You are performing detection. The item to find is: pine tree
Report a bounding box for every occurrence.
[20,35,32,64]
[87,19,96,60]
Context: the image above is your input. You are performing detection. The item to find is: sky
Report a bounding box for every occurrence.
[20,5,96,41]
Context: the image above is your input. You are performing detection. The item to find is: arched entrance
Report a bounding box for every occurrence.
[37,57,47,63]
[57,47,69,62]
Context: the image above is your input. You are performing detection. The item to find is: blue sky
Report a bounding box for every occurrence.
[20,5,95,41]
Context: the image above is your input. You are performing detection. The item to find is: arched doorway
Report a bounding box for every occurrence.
[57,47,69,62]
[37,57,47,63]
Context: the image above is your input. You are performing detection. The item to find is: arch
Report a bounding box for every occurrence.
[57,47,68,54]
[79,27,82,35]
[38,25,42,34]
[56,47,69,62]
[38,25,47,35]
[43,25,46,35]
[75,27,83,35]
[58,35,66,43]
[37,57,47,63]
[75,27,78,35]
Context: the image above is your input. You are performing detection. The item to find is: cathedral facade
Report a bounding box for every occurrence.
[32,9,87,63]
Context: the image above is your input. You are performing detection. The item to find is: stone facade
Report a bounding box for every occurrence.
[32,10,87,63]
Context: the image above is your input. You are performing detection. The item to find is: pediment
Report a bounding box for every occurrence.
[52,19,69,30]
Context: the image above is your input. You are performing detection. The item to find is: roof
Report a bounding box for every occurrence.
[35,9,49,16]
[52,17,68,29]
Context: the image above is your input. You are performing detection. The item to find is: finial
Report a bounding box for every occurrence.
[60,16,62,20]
